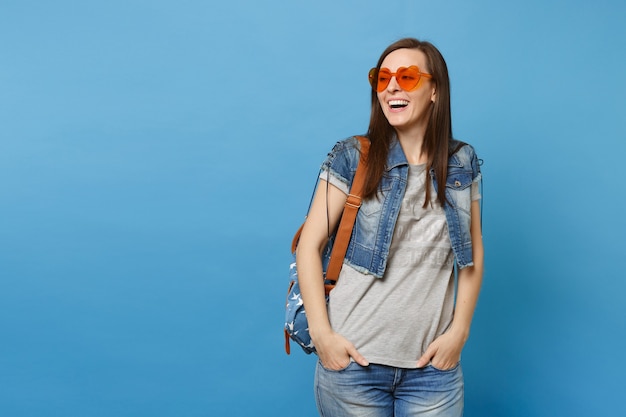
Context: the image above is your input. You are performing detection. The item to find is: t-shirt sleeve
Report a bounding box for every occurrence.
[319,170,350,195]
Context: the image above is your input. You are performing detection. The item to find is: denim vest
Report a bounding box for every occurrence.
[321,136,481,278]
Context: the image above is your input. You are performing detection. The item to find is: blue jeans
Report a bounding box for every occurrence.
[314,361,464,417]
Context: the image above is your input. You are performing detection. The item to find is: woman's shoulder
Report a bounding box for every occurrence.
[449,138,481,177]
[330,135,367,153]
[321,135,367,184]
[325,135,367,164]
[449,138,477,156]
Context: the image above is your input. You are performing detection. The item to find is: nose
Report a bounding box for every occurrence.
[386,75,401,92]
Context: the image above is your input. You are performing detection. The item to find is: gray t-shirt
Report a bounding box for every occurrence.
[325,163,480,368]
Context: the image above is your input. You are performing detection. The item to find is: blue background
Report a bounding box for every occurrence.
[1,1,625,416]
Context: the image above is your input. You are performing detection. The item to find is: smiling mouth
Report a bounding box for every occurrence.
[389,100,409,109]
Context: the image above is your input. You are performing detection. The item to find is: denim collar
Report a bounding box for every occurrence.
[386,138,409,171]
[386,137,467,173]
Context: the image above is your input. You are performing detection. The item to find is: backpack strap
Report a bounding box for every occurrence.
[290,136,370,287]
[324,136,369,282]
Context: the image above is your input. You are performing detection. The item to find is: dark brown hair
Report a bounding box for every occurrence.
[364,38,452,207]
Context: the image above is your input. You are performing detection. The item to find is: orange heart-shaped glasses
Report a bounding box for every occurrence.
[368,65,432,92]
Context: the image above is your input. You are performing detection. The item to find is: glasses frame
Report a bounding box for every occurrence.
[368,65,432,92]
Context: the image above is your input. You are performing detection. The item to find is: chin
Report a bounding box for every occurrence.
[387,118,409,128]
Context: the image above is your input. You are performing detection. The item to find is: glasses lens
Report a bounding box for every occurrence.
[396,66,421,91]
[375,68,392,92]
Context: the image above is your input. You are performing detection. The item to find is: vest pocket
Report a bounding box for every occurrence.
[445,170,473,213]
[359,197,382,217]
[445,170,472,191]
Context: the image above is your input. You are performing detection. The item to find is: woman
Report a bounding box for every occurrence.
[296,38,483,417]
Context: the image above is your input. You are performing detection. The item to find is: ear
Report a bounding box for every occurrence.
[430,86,437,103]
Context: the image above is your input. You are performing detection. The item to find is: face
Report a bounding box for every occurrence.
[376,48,436,135]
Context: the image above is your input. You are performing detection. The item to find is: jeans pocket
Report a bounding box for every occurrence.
[318,359,354,373]
[428,361,461,372]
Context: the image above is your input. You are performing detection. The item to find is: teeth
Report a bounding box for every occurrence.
[389,100,409,107]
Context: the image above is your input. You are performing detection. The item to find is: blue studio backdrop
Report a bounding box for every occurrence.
[1,1,625,416]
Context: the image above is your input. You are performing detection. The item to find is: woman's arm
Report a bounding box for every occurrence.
[296,179,369,369]
[417,199,484,369]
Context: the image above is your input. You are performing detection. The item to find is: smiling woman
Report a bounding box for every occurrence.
[294,38,484,417]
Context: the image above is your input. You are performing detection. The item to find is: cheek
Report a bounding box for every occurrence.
[409,90,432,106]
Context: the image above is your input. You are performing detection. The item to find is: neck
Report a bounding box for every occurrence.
[396,126,428,165]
